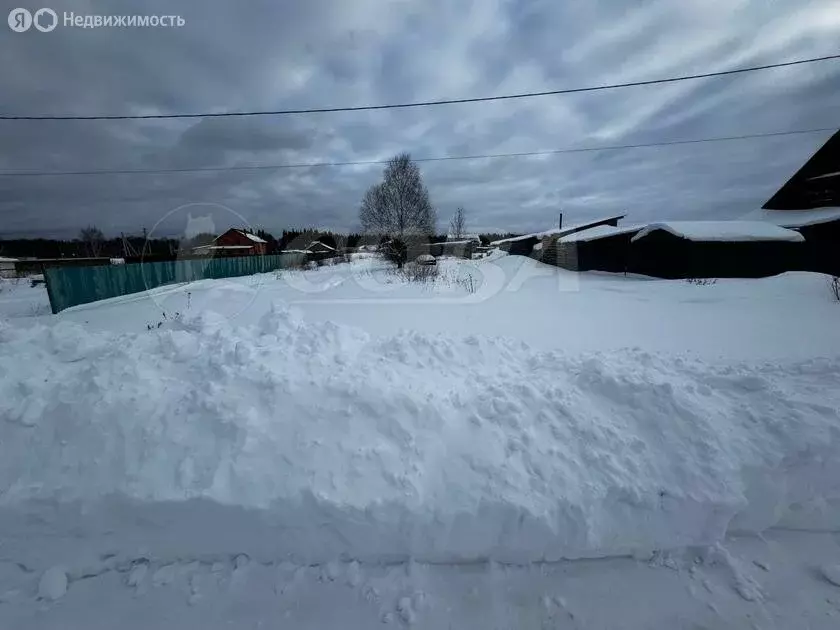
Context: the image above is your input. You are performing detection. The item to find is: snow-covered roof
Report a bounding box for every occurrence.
[559,224,643,244]
[281,249,310,254]
[741,207,840,229]
[213,229,267,244]
[0,257,18,263]
[446,234,480,242]
[807,170,840,181]
[306,241,336,251]
[490,216,625,246]
[631,221,805,243]
[224,230,267,243]
[491,229,560,246]
[241,231,267,243]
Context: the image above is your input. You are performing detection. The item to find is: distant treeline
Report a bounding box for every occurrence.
[0,236,179,260]
[0,228,520,259]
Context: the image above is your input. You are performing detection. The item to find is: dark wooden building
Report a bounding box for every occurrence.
[305,241,337,255]
[536,225,642,272]
[537,130,840,279]
[537,221,806,279]
[625,222,805,279]
[751,129,840,275]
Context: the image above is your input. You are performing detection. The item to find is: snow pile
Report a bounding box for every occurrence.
[2,300,840,572]
[632,221,805,243]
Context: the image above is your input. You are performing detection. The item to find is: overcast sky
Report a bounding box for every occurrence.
[1,0,839,239]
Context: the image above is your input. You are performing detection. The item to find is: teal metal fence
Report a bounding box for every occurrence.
[44,253,307,313]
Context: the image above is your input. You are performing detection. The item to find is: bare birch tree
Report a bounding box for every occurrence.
[79,225,105,257]
[449,207,466,239]
[359,153,437,267]
[360,153,436,238]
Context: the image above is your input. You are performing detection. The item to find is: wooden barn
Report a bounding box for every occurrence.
[745,129,840,275]
[537,225,642,272]
[192,229,267,257]
[491,215,625,256]
[305,241,337,255]
[625,222,805,279]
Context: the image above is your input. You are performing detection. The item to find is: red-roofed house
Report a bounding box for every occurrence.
[192,229,267,256]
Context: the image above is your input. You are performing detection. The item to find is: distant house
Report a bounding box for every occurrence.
[305,241,336,255]
[491,215,625,256]
[446,233,481,245]
[192,229,267,257]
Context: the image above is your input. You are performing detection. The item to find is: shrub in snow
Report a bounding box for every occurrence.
[456,274,477,294]
[380,238,409,268]
[395,261,439,284]
[830,276,840,302]
[146,311,183,331]
[686,278,717,286]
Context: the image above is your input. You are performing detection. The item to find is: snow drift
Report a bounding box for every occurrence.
[2,300,840,573]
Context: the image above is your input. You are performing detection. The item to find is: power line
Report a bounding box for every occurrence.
[0,127,833,177]
[2,54,839,121]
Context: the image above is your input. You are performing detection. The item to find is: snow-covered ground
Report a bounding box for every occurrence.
[35,253,840,360]
[2,254,840,628]
[0,277,51,319]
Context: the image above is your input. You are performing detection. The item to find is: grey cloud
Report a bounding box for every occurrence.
[175,118,318,154]
[1,0,839,238]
